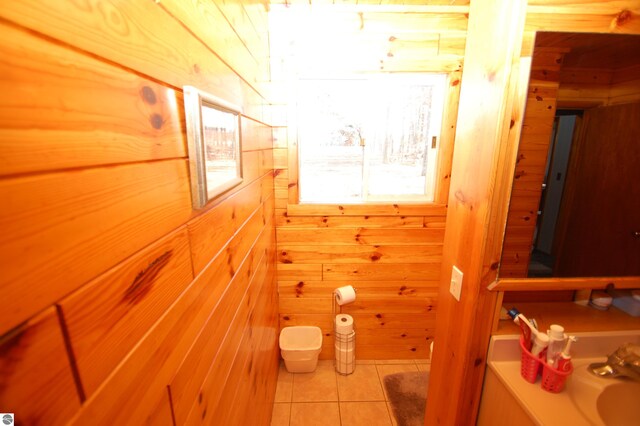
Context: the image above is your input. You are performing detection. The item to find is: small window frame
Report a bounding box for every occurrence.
[282,71,461,215]
[183,86,243,209]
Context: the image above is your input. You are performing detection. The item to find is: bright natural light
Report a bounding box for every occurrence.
[297,74,446,204]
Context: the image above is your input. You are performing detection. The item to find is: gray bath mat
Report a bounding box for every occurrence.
[383,371,429,426]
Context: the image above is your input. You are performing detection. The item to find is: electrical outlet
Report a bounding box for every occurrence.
[450,265,463,301]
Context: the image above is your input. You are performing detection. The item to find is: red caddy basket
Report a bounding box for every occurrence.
[519,336,572,392]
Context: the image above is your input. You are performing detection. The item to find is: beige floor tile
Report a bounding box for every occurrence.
[375,359,417,365]
[290,402,341,426]
[413,359,429,364]
[340,401,393,426]
[270,403,291,426]
[356,359,376,365]
[275,362,294,402]
[337,364,385,401]
[292,362,338,402]
[376,364,419,401]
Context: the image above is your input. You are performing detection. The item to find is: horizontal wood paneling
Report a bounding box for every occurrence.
[277,227,445,245]
[59,227,194,397]
[0,1,277,425]
[0,0,269,123]
[323,263,441,281]
[0,159,193,332]
[280,312,437,359]
[276,211,444,359]
[0,307,80,425]
[279,280,439,298]
[73,191,275,424]
[0,22,185,177]
[286,202,448,217]
[278,244,442,264]
[275,213,432,228]
[160,0,267,92]
[171,218,273,425]
[188,173,273,274]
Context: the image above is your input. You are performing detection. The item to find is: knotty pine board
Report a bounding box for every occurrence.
[0,159,193,332]
[0,0,269,123]
[278,279,439,298]
[58,227,193,397]
[323,263,442,281]
[69,204,275,425]
[242,117,275,152]
[276,227,445,245]
[0,22,185,177]
[279,294,436,314]
[280,312,437,360]
[159,0,267,93]
[171,225,273,425]
[180,232,277,426]
[277,244,442,264]
[206,267,275,426]
[276,214,430,228]
[1,1,277,424]
[0,307,80,425]
[285,203,448,217]
[188,173,273,274]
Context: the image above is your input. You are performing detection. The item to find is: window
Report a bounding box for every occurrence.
[297,74,447,204]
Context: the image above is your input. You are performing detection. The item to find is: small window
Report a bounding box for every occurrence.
[297,74,446,204]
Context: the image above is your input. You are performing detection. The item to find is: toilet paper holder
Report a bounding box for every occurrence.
[332,286,357,375]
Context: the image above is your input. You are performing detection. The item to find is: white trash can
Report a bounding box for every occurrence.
[279,326,323,373]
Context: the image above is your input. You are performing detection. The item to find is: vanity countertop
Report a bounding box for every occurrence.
[487,331,640,426]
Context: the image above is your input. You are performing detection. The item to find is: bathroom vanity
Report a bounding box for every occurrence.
[478,330,640,426]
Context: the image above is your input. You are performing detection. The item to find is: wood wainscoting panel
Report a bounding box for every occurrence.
[0,307,81,425]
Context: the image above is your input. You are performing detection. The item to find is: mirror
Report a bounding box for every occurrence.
[183,86,243,209]
[499,32,640,280]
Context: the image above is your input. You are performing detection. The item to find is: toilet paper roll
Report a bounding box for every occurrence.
[335,285,356,306]
[335,314,354,334]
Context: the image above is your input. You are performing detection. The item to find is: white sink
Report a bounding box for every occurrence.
[568,358,640,425]
[487,330,640,426]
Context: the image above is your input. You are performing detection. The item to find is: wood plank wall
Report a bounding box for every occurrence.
[270,4,466,360]
[426,1,640,423]
[276,205,446,360]
[558,63,640,107]
[0,1,279,425]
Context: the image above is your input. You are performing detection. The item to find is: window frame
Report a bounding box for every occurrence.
[282,70,462,217]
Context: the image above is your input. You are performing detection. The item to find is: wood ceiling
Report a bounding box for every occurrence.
[268,2,469,78]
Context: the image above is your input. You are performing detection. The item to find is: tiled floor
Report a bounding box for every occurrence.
[271,359,430,426]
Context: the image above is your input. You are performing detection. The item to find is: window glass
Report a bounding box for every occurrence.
[298,74,446,203]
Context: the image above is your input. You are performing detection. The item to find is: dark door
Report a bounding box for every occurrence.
[554,102,640,276]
